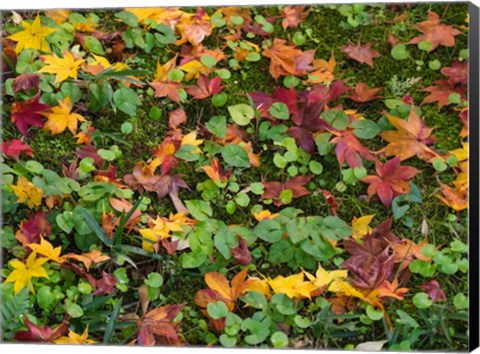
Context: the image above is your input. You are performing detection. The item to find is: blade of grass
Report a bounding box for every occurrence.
[103,297,123,344]
[80,207,113,247]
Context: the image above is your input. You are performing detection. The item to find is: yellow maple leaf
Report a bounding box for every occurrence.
[54,325,96,345]
[305,265,349,292]
[252,210,279,222]
[351,214,375,240]
[44,10,72,24]
[308,53,336,84]
[37,51,85,83]
[28,236,64,263]
[7,14,56,53]
[5,252,48,294]
[179,59,212,80]
[165,212,196,233]
[181,131,203,154]
[9,176,43,209]
[154,56,178,81]
[72,15,98,32]
[268,272,317,299]
[42,96,86,135]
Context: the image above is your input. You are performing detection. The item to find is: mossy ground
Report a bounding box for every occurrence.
[2,3,469,349]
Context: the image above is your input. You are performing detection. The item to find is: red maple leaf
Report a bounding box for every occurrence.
[169,107,187,130]
[230,235,252,265]
[341,42,381,68]
[420,280,447,302]
[11,93,50,136]
[15,210,52,247]
[347,83,382,103]
[421,79,465,110]
[408,11,461,50]
[14,317,68,342]
[441,61,468,85]
[1,139,34,161]
[329,130,376,168]
[186,75,224,99]
[362,157,419,207]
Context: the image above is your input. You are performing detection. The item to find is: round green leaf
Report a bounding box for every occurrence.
[200,55,217,68]
[366,305,384,321]
[228,103,255,126]
[391,44,409,60]
[309,161,323,175]
[270,102,290,120]
[212,92,228,107]
[235,192,250,207]
[413,292,433,309]
[453,293,468,310]
[270,331,288,348]
[221,144,250,168]
[207,301,229,319]
[246,52,261,62]
[67,303,84,318]
[145,273,164,288]
[97,149,116,161]
[121,122,133,134]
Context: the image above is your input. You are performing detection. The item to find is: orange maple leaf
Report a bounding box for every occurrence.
[262,39,309,79]
[392,238,432,270]
[408,11,461,50]
[379,108,439,162]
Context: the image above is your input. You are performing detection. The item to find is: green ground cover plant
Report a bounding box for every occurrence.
[1,3,469,350]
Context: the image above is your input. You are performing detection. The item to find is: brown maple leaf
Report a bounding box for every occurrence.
[137,304,185,346]
[347,83,382,103]
[281,6,308,30]
[392,238,431,270]
[341,42,381,68]
[263,175,312,206]
[408,11,461,50]
[379,108,439,162]
[13,73,40,93]
[150,81,183,103]
[362,157,419,207]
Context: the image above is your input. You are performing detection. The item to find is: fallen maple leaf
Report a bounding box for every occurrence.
[341,42,381,67]
[268,271,317,299]
[351,214,375,240]
[1,139,33,161]
[150,81,183,103]
[169,107,187,130]
[37,51,85,83]
[392,238,431,270]
[186,75,224,99]
[435,180,468,211]
[10,176,43,209]
[263,175,312,206]
[230,236,252,266]
[421,79,466,110]
[362,157,419,207]
[42,96,86,135]
[5,251,48,294]
[28,236,63,263]
[262,39,312,79]
[308,53,336,84]
[199,158,231,184]
[14,318,68,342]
[54,325,96,345]
[408,11,461,50]
[441,61,468,85]
[137,304,185,346]
[15,210,51,247]
[347,83,382,102]
[281,5,308,30]
[420,280,447,302]
[376,278,409,300]
[7,15,56,53]
[11,93,50,136]
[175,8,212,47]
[13,73,40,93]
[63,249,110,271]
[379,109,438,162]
[329,130,376,168]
